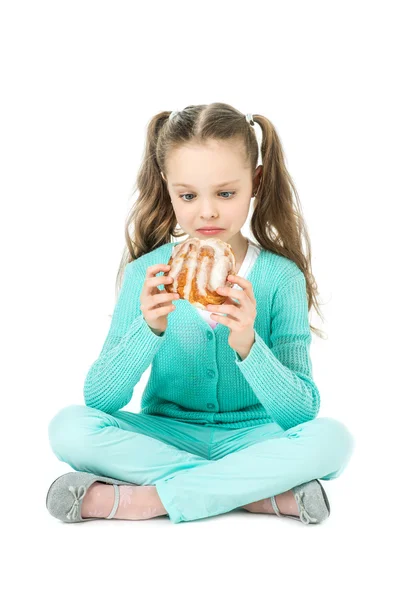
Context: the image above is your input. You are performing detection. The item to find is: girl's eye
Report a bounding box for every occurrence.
[179,191,236,202]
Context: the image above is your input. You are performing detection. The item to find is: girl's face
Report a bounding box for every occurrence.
[162,139,262,255]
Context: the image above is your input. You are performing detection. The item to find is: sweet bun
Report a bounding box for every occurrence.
[164,237,237,309]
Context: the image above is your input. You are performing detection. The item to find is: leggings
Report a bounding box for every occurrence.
[47,404,355,524]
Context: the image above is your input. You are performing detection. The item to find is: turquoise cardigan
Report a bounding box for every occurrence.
[83,242,320,430]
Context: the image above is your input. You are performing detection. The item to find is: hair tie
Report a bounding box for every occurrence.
[245,113,255,126]
[169,110,180,121]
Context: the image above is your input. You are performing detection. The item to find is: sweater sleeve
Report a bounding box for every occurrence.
[233,272,320,430]
[83,260,166,414]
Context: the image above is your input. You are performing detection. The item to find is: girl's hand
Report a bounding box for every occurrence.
[206,274,257,355]
[140,264,179,335]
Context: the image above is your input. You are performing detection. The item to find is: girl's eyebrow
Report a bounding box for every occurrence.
[171,179,241,188]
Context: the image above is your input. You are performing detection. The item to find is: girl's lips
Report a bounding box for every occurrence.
[197,229,225,236]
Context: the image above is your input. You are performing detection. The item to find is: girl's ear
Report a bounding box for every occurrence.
[254,165,263,187]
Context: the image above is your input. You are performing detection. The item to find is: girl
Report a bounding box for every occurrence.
[46,102,355,525]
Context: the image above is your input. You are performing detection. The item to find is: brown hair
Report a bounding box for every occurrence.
[116,102,326,338]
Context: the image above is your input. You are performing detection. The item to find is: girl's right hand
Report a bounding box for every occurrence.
[140,263,179,335]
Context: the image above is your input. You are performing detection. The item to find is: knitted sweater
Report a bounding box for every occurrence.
[83,240,320,430]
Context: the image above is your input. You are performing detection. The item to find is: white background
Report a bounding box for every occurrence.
[2,0,398,597]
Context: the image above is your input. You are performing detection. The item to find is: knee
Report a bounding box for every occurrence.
[48,404,96,459]
[314,417,356,461]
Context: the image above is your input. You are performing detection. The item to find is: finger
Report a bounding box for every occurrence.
[146,275,173,294]
[147,264,171,276]
[216,286,248,306]
[207,304,241,320]
[227,275,255,300]
[210,312,240,325]
[151,292,179,306]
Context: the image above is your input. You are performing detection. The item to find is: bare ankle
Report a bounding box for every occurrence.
[241,490,299,517]
[114,485,167,520]
[81,482,114,519]
[81,483,167,521]
[242,497,275,514]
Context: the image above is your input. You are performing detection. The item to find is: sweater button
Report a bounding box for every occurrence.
[207,369,215,378]
[207,403,215,409]
[207,331,213,340]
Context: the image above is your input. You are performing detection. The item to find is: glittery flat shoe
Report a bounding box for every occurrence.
[46,471,137,523]
[270,479,330,524]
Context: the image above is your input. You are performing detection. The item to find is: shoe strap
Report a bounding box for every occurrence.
[105,484,120,519]
[270,495,283,517]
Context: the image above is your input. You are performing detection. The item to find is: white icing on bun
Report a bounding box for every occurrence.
[165,237,237,309]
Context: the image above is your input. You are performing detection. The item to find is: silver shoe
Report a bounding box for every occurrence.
[270,480,330,524]
[46,471,137,523]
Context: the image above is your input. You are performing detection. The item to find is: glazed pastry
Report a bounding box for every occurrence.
[164,237,237,309]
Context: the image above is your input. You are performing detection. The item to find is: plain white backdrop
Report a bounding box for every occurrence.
[2,0,398,598]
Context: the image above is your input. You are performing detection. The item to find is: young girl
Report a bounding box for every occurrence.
[46,102,355,525]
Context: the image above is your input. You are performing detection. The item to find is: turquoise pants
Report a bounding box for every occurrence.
[48,405,355,524]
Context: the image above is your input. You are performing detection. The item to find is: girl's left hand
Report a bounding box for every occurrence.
[206,274,257,355]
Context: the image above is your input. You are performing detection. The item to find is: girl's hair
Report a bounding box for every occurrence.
[116,102,326,338]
